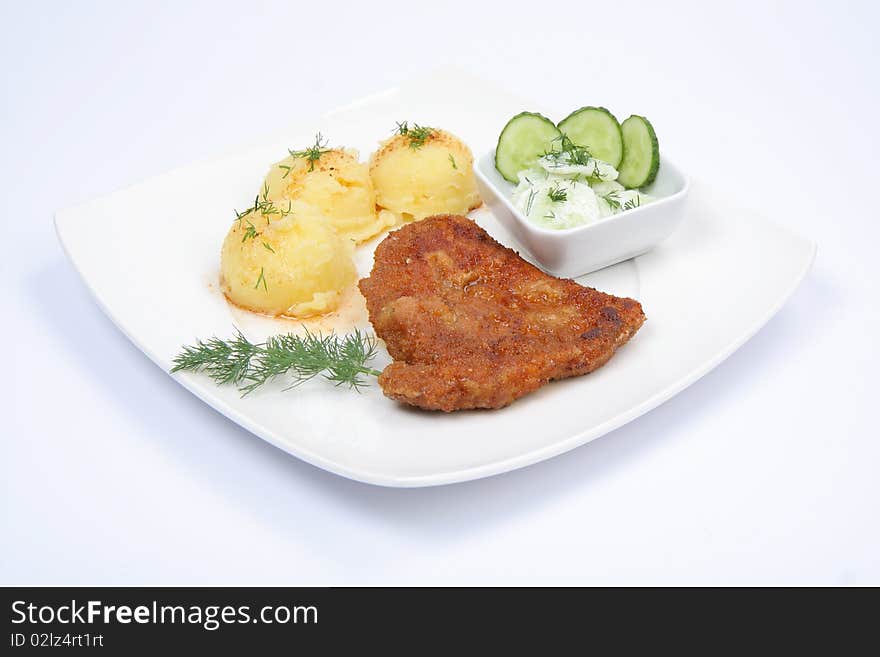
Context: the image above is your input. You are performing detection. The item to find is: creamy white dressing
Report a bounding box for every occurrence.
[513,152,653,229]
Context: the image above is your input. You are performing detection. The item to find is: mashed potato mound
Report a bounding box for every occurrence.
[369,128,481,223]
[263,148,393,243]
[220,206,356,317]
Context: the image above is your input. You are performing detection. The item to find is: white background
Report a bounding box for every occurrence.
[3,0,878,585]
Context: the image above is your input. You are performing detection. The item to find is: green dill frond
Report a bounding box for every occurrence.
[234,207,253,226]
[602,191,622,211]
[525,188,537,215]
[545,134,592,166]
[623,195,641,211]
[171,331,260,387]
[254,267,268,291]
[324,330,380,390]
[173,329,382,395]
[241,218,259,243]
[231,184,290,229]
[396,121,435,149]
[547,184,568,203]
[288,133,330,172]
[256,183,282,221]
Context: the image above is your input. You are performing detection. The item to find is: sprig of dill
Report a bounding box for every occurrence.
[547,183,568,203]
[286,133,330,172]
[601,191,641,212]
[525,187,537,215]
[543,134,592,166]
[171,332,261,387]
[241,218,259,242]
[448,153,457,169]
[396,121,435,149]
[234,184,291,230]
[254,267,268,291]
[172,329,382,394]
[602,191,622,211]
[623,195,641,211]
[234,207,252,225]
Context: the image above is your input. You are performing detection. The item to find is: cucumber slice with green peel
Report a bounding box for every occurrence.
[494,112,561,183]
[557,106,623,168]
[617,115,660,189]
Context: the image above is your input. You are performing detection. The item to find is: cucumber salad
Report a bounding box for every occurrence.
[495,107,660,230]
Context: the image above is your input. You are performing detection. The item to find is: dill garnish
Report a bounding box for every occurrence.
[602,191,622,211]
[547,184,568,203]
[172,329,382,394]
[525,188,537,215]
[396,121,435,149]
[448,153,457,169]
[241,218,259,243]
[287,133,330,172]
[544,134,592,167]
[254,267,268,291]
[623,195,641,211]
[172,332,260,387]
[234,184,291,228]
[233,207,252,226]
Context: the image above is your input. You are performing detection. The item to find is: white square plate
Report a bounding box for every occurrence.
[55,70,815,487]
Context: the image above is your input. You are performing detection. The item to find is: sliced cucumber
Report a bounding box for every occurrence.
[617,115,660,189]
[557,106,623,168]
[494,112,561,183]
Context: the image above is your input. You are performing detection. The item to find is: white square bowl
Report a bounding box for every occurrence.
[474,151,690,278]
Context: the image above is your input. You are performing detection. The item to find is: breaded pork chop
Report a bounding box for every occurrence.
[359,215,646,411]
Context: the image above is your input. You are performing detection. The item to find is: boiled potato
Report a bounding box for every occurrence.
[369,127,481,223]
[220,206,355,317]
[263,147,393,243]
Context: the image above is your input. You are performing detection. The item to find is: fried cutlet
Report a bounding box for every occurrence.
[359,215,646,411]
